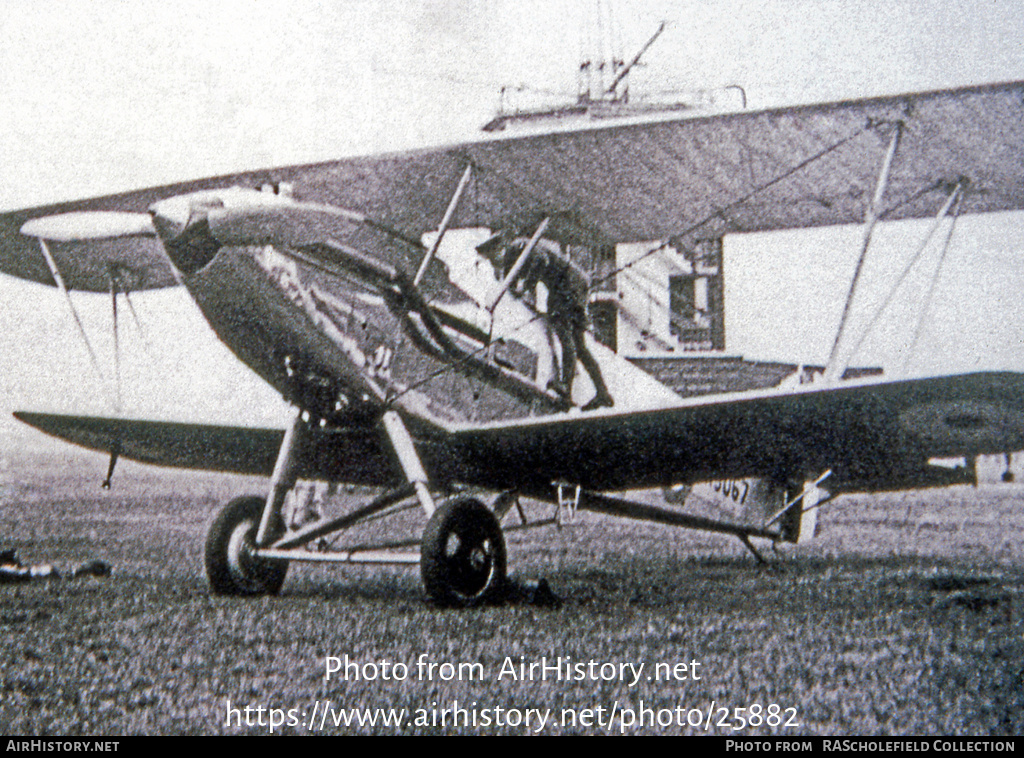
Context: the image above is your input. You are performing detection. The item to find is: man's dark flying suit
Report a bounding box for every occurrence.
[481,235,614,411]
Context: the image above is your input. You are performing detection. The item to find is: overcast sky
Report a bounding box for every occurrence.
[1,0,1023,448]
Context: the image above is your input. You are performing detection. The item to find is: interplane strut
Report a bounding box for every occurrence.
[414,163,474,287]
[824,121,904,384]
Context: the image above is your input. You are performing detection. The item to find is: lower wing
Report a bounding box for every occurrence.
[14,371,1024,493]
[12,412,397,486]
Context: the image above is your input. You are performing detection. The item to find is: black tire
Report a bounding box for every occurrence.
[205,496,287,596]
[420,497,506,607]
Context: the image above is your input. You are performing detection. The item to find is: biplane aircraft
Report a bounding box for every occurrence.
[2,80,1024,606]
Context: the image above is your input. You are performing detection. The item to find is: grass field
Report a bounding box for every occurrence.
[1,447,1022,735]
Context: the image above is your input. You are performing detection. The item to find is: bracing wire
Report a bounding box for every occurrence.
[900,195,964,378]
[588,123,874,292]
[842,184,964,368]
[37,240,118,410]
[110,278,122,412]
[390,123,876,403]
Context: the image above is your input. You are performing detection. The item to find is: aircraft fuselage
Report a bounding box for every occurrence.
[149,189,564,429]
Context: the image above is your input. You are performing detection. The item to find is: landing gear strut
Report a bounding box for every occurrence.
[201,406,508,605]
[382,410,507,605]
[204,407,307,596]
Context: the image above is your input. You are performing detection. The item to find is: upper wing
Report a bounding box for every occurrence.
[2,79,1023,291]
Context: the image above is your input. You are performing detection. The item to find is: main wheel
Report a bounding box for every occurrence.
[420,497,506,607]
[205,496,287,596]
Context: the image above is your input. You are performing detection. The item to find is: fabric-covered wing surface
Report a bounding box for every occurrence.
[255,80,1024,247]
[430,80,1024,244]
[1,80,1022,291]
[13,412,399,484]
[16,372,1024,492]
[443,372,1024,492]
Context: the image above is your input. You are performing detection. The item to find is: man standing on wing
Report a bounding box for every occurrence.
[477,232,614,411]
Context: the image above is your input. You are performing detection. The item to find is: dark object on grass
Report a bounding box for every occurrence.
[0,564,32,584]
[935,589,1010,614]
[506,578,562,608]
[526,579,562,608]
[926,575,993,592]
[0,550,60,583]
[72,560,111,578]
